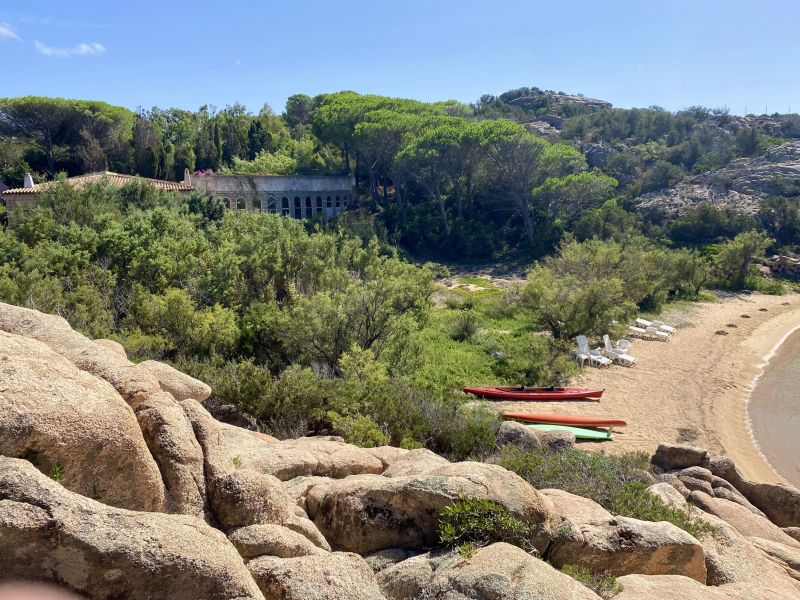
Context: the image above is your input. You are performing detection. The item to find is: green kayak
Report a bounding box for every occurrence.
[526,423,614,441]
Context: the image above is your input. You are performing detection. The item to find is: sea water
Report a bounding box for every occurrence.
[749,327,800,487]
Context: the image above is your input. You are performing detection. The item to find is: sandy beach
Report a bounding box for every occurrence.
[490,293,800,484]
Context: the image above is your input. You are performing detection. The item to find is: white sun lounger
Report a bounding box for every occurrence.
[602,334,637,366]
[629,325,669,341]
[635,318,675,335]
[576,335,613,367]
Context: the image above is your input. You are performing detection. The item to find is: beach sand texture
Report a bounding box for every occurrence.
[490,293,800,484]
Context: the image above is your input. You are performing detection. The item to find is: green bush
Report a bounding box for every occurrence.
[499,446,651,508]
[610,482,717,539]
[560,564,622,598]
[451,310,479,341]
[438,497,536,555]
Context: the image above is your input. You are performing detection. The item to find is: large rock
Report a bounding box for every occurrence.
[0,456,263,600]
[377,448,449,478]
[424,543,602,599]
[247,553,385,600]
[0,302,163,407]
[0,331,165,512]
[135,391,208,517]
[496,420,542,450]
[652,443,708,471]
[704,454,800,527]
[694,511,789,586]
[540,488,612,523]
[93,338,127,357]
[749,537,800,578]
[313,462,553,554]
[211,469,293,529]
[536,428,576,450]
[613,574,730,599]
[548,516,707,582]
[690,491,800,548]
[376,554,434,599]
[648,482,689,510]
[0,302,210,517]
[228,524,327,559]
[363,446,410,471]
[138,359,212,402]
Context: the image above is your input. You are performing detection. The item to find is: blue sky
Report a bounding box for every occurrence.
[1,0,798,115]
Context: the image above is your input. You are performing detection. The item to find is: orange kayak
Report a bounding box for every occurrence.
[502,413,627,427]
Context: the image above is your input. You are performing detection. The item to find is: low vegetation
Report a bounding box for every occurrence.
[500,447,716,538]
[438,497,537,557]
[560,564,622,599]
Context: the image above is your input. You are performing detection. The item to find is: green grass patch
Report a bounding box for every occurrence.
[560,564,622,598]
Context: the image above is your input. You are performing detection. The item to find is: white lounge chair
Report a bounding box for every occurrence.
[570,347,591,367]
[653,320,677,334]
[602,334,637,366]
[628,325,669,341]
[617,338,632,352]
[576,335,613,367]
[635,318,675,335]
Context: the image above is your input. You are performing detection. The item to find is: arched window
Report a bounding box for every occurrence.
[236,197,246,210]
[253,197,262,211]
[268,197,277,213]
[315,196,323,214]
[294,196,302,218]
[335,195,341,207]
[281,197,289,216]
[326,196,332,208]
[224,198,232,210]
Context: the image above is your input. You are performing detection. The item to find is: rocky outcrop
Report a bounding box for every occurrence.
[547,516,707,582]
[637,141,800,215]
[138,359,212,402]
[496,420,542,450]
[228,524,328,559]
[311,462,553,554]
[247,552,385,600]
[0,457,264,600]
[0,331,165,512]
[379,543,602,600]
[540,488,612,523]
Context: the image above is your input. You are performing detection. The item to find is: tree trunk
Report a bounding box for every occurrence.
[368,162,379,211]
[454,177,463,220]
[343,146,350,172]
[434,185,450,236]
[465,173,474,216]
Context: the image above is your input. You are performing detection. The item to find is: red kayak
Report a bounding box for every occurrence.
[462,386,603,401]
[502,412,626,427]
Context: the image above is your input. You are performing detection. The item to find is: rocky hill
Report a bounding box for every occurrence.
[636,141,800,215]
[1,301,800,599]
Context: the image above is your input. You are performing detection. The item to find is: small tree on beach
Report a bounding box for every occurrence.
[713,231,772,289]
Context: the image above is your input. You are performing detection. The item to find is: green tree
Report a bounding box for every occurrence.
[713,231,773,289]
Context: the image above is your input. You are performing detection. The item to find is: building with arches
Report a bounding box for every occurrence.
[185,171,355,220]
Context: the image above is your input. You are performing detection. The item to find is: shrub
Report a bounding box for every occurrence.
[610,482,717,539]
[560,564,622,599]
[451,310,479,341]
[438,497,537,555]
[499,446,651,508]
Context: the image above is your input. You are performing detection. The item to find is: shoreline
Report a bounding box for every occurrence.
[490,292,800,484]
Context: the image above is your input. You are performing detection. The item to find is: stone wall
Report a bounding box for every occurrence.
[187,173,356,220]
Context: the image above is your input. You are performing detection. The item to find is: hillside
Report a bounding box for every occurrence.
[637,141,800,215]
[1,301,800,598]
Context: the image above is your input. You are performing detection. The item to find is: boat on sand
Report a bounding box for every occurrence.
[502,412,626,427]
[527,423,614,441]
[463,386,603,401]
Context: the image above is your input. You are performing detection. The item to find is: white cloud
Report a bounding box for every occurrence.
[234,59,242,67]
[34,40,105,57]
[0,22,20,40]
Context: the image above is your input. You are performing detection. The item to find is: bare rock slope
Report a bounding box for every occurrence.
[637,141,800,215]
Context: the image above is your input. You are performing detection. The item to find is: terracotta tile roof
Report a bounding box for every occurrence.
[2,172,195,195]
